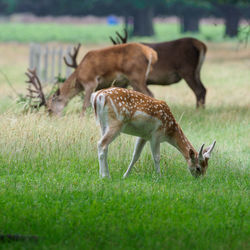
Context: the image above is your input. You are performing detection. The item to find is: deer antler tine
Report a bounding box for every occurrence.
[115,37,120,44]
[123,28,128,41]
[25,68,47,108]
[63,43,80,69]
[75,43,81,53]
[109,36,117,45]
[115,29,128,44]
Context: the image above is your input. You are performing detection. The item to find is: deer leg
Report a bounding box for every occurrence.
[182,74,206,108]
[82,82,98,116]
[123,137,147,178]
[98,123,122,178]
[134,84,154,97]
[150,138,161,176]
[128,72,154,97]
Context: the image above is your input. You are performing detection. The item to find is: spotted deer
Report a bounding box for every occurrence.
[46,43,157,116]
[91,87,216,178]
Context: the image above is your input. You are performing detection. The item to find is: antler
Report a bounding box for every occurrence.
[109,29,128,45]
[63,43,81,69]
[25,68,47,108]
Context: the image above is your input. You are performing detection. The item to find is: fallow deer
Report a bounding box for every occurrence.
[47,43,157,116]
[110,30,207,108]
[91,87,216,178]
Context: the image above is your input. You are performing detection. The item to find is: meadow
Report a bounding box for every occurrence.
[0,22,249,249]
[0,22,240,43]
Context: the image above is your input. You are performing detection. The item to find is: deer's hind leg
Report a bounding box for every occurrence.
[181,67,206,108]
[126,68,154,97]
[98,121,122,178]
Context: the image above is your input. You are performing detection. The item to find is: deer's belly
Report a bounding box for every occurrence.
[96,73,129,90]
[147,71,181,85]
[121,112,162,139]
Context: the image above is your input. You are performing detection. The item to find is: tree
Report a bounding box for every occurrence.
[101,0,165,37]
[166,0,213,33]
[206,0,250,37]
[0,0,17,15]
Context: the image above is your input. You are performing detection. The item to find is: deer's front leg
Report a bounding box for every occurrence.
[82,83,97,116]
[123,137,147,178]
[150,138,161,176]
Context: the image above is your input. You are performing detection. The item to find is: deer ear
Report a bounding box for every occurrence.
[203,141,216,159]
[189,149,196,161]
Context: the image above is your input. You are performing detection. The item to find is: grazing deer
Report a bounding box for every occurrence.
[91,87,216,178]
[110,29,207,108]
[46,43,157,116]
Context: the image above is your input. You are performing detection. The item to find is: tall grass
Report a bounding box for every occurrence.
[0,105,249,249]
[0,36,249,249]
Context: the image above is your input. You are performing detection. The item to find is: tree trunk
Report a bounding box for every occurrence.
[181,15,199,33]
[216,3,240,37]
[224,7,240,37]
[132,7,154,36]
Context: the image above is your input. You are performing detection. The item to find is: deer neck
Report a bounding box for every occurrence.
[59,72,80,104]
[169,124,197,161]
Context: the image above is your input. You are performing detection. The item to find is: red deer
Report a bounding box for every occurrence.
[44,43,157,115]
[91,87,216,178]
[110,30,207,108]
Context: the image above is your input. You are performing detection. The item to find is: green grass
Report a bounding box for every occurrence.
[0,105,249,249]
[0,22,238,44]
[0,36,249,249]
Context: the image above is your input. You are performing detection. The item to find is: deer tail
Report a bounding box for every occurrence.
[91,90,106,124]
[193,39,207,81]
[145,48,158,79]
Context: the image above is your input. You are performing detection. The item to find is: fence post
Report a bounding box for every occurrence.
[29,43,35,70]
[65,45,73,77]
[43,45,49,83]
[58,46,63,78]
[51,46,56,83]
[35,44,41,79]
[29,44,74,84]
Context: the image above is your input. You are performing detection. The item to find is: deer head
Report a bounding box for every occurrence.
[25,68,66,115]
[46,88,65,116]
[188,141,216,177]
[25,44,82,115]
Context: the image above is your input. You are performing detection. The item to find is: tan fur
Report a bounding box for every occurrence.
[47,43,158,116]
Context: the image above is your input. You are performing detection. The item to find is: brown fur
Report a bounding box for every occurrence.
[113,37,207,107]
[47,43,157,116]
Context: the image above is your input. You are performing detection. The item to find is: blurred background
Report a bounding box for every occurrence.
[0,0,249,112]
[0,0,249,41]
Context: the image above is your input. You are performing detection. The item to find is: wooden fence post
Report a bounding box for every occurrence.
[29,43,75,84]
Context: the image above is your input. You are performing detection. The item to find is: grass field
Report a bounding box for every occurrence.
[0,24,249,249]
[0,22,239,44]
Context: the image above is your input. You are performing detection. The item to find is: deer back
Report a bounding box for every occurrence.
[75,43,158,83]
